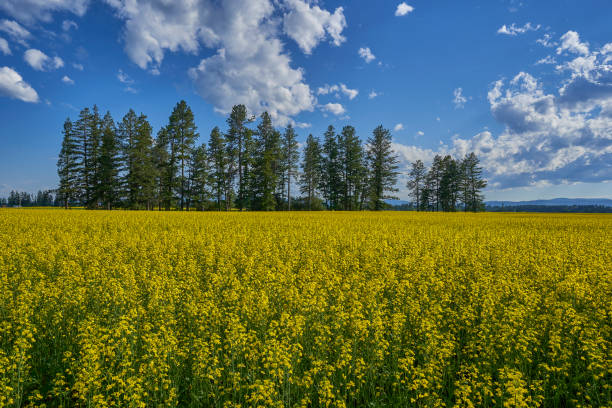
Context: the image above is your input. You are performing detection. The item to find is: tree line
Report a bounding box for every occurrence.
[55,100,486,211]
[1,190,57,207]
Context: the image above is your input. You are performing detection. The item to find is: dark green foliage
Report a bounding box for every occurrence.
[251,112,281,211]
[57,118,80,208]
[299,134,323,210]
[366,125,399,210]
[321,125,342,209]
[406,159,426,211]
[280,124,300,210]
[338,125,367,210]
[168,100,198,210]
[208,126,229,211]
[97,112,122,209]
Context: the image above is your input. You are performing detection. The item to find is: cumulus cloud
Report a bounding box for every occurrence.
[556,30,589,56]
[453,87,467,108]
[391,31,612,190]
[62,75,74,84]
[368,90,379,99]
[394,123,404,131]
[106,0,342,125]
[395,3,414,16]
[497,22,540,36]
[282,0,346,54]
[358,47,376,63]
[0,20,31,45]
[0,37,10,55]
[24,49,64,71]
[321,102,345,115]
[73,63,84,70]
[0,66,39,103]
[0,0,89,24]
[416,130,424,137]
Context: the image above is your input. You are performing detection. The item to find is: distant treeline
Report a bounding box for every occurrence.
[55,100,486,211]
[1,190,58,207]
[486,205,612,213]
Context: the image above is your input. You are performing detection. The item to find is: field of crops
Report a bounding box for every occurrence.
[0,210,610,407]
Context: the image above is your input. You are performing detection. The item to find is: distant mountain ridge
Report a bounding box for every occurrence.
[485,198,612,207]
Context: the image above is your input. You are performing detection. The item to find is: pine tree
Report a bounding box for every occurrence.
[321,125,341,209]
[131,114,156,209]
[152,127,169,210]
[97,112,122,210]
[251,112,281,211]
[338,125,366,210]
[426,155,444,211]
[57,118,80,208]
[168,100,198,210]
[440,155,460,211]
[74,107,92,206]
[226,105,252,210]
[188,144,210,211]
[300,134,323,210]
[366,125,399,210]
[280,124,299,210]
[407,159,426,211]
[208,126,229,211]
[118,109,139,207]
[461,152,487,211]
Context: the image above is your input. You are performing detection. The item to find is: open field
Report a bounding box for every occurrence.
[0,210,610,407]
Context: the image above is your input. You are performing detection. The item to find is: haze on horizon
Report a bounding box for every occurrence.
[0,0,610,201]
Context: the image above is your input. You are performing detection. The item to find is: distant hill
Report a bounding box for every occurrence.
[486,198,612,207]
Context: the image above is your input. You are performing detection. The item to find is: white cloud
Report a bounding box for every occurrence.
[61,75,74,84]
[24,49,64,71]
[0,66,39,103]
[282,0,346,54]
[0,37,10,55]
[72,63,83,70]
[321,102,345,115]
[453,87,467,108]
[556,30,589,56]
[436,117,441,122]
[0,19,31,45]
[368,90,379,99]
[62,19,78,31]
[535,55,556,65]
[416,130,424,137]
[317,84,339,95]
[0,0,89,24]
[394,123,404,131]
[358,47,376,63]
[339,83,358,99]
[536,33,556,48]
[107,0,331,125]
[497,22,540,36]
[117,69,134,84]
[395,2,414,16]
[392,32,612,190]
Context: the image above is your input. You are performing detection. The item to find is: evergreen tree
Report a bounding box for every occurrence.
[280,124,299,210]
[57,118,80,208]
[321,125,341,209]
[131,114,156,209]
[226,105,252,210]
[97,112,122,209]
[426,155,444,211]
[117,109,139,207]
[188,144,210,211]
[208,126,229,211]
[300,134,323,210]
[74,107,93,206]
[440,155,460,211]
[251,112,281,211]
[407,159,426,211]
[152,127,171,210]
[461,152,487,211]
[168,100,198,210]
[366,125,399,210]
[338,125,366,210]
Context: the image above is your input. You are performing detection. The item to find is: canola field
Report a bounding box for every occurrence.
[0,209,610,408]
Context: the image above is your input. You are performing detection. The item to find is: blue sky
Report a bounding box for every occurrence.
[0,0,611,201]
